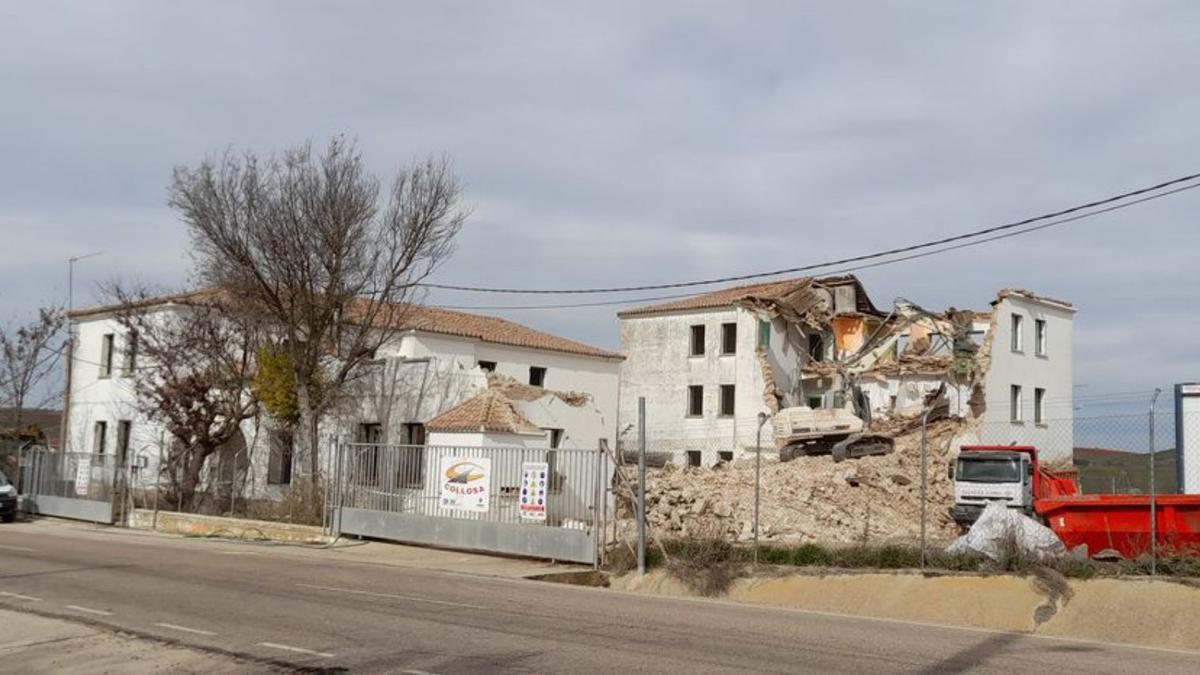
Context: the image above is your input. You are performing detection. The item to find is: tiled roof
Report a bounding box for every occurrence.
[425,390,542,434]
[617,277,813,318]
[384,304,622,360]
[72,289,622,361]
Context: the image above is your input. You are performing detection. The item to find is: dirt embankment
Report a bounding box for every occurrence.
[619,418,969,545]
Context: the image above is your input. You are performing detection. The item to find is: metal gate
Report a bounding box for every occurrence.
[331,443,604,564]
[24,449,116,524]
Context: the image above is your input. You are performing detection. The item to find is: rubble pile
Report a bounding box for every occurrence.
[619,419,967,546]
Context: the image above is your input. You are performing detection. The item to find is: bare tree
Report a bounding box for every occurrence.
[0,306,66,430]
[106,286,259,512]
[170,138,467,479]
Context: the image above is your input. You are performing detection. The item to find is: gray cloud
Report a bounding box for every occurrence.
[3,0,1198,413]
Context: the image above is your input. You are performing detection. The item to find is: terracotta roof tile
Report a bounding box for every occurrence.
[72,289,622,361]
[617,275,881,318]
[388,304,622,360]
[617,277,813,318]
[425,390,542,434]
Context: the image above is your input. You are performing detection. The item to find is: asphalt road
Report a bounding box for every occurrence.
[1,521,1197,674]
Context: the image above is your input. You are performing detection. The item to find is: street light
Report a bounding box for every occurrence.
[60,251,105,452]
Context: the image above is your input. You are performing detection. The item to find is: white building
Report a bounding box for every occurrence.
[63,294,622,501]
[617,277,1076,466]
[976,290,1076,460]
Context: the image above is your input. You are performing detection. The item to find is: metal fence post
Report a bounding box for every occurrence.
[594,441,603,569]
[637,397,647,575]
[755,412,768,565]
[920,407,931,570]
[1150,388,1161,575]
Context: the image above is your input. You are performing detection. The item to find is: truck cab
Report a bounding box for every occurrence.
[950,446,1036,527]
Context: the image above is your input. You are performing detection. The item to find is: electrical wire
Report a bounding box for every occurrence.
[433,182,1200,311]
[421,171,1200,296]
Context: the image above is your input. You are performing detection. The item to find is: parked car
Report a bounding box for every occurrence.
[0,469,16,522]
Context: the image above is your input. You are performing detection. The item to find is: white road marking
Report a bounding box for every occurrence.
[0,544,36,552]
[154,622,217,636]
[0,591,42,602]
[402,670,439,675]
[297,583,486,610]
[65,604,112,616]
[257,642,334,658]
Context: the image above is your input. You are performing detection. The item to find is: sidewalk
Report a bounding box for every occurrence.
[0,609,257,674]
[18,516,586,579]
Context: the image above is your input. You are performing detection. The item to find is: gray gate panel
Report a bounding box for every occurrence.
[338,508,595,564]
[28,495,114,524]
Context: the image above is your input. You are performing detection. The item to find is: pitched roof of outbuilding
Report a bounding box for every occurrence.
[424,390,543,435]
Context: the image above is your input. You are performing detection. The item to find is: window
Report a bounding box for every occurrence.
[1035,319,1047,357]
[686,450,702,468]
[122,332,138,376]
[689,325,705,357]
[1010,385,1023,423]
[1010,314,1024,352]
[477,360,497,372]
[93,421,108,454]
[718,451,734,463]
[808,334,824,362]
[719,384,735,417]
[721,322,737,355]
[267,429,293,485]
[401,423,426,446]
[355,423,383,484]
[807,395,824,409]
[529,366,546,387]
[116,420,132,459]
[546,449,564,491]
[1035,388,1046,425]
[357,423,384,444]
[687,385,703,417]
[99,333,114,378]
[758,319,771,349]
[544,428,564,449]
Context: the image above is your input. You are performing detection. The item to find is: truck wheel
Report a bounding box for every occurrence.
[1,512,15,524]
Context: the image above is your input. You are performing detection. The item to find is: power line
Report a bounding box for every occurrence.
[436,179,1200,311]
[423,171,1200,296]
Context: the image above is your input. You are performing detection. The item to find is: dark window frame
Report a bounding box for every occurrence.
[99,333,114,378]
[529,366,547,387]
[689,324,706,357]
[687,385,704,417]
[719,384,735,417]
[720,322,737,355]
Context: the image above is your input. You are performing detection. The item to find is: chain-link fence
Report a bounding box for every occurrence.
[610,406,1200,563]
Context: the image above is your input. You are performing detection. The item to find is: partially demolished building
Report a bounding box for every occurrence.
[617,275,1075,466]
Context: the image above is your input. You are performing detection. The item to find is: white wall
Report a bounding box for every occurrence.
[619,306,794,465]
[67,308,620,502]
[980,296,1076,462]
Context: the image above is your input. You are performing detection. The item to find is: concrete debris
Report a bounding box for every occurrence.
[620,418,967,545]
[486,371,591,407]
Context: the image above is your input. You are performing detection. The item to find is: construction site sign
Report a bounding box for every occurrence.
[439,456,491,513]
[519,462,549,521]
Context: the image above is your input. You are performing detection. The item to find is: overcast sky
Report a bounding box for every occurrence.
[2,1,1198,418]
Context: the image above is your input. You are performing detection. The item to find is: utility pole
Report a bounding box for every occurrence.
[1150,388,1161,575]
[637,397,647,575]
[919,406,932,569]
[755,412,769,565]
[59,251,104,452]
